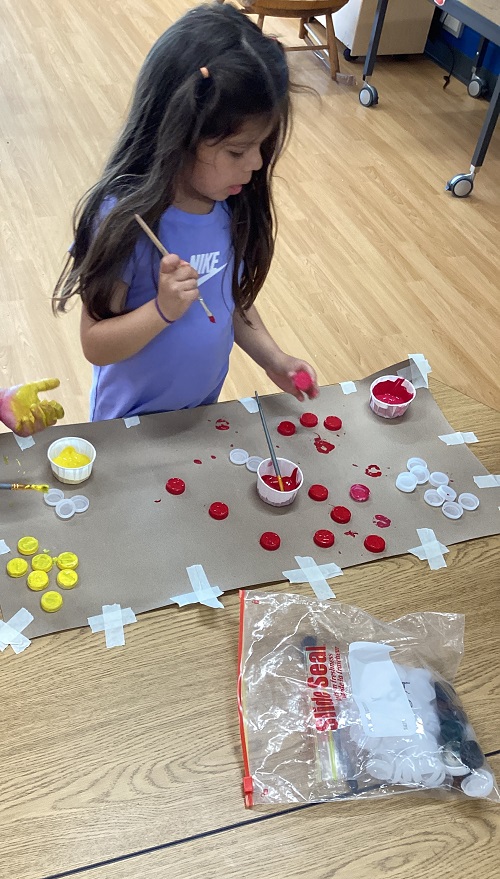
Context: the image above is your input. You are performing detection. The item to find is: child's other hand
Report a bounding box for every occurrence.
[0,379,64,436]
[157,254,199,322]
[265,355,319,401]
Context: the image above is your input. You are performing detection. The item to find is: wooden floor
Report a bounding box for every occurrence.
[0,0,499,423]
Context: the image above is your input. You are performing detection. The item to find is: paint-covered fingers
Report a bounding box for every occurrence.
[32,378,61,394]
[39,399,65,427]
[288,365,319,400]
[266,356,319,401]
[157,254,199,321]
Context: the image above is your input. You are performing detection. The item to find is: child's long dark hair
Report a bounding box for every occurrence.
[53,3,291,321]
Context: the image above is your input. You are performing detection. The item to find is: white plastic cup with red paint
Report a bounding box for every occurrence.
[369,375,416,419]
[257,457,304,508]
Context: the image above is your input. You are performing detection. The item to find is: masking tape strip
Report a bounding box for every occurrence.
[408,528,448,571]
[282,555,342,600]
[0,608,34,654]
[0,540,10,555]
[123,416,141,428]
[439,431,478,445]
[473,475,500,488]
[88,604,137,648]
[239,397,259,414]
[171,564,224,608]
[13,434,35,451]
[397,354,432,390]
[340,381,357,395]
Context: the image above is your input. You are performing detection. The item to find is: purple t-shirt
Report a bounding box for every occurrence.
[90,201,235,420]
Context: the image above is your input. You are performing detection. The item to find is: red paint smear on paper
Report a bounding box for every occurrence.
[313,434,335,454]
[193,459,202,464]
[374,514,391,528]
[344,530,358,537]
[211,455,216,459]
[352,463,359,467]
[154,499,161,503]
[365,464,382,478]
[215,418,230,430]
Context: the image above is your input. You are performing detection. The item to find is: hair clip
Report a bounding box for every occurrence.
[199,67,210,79]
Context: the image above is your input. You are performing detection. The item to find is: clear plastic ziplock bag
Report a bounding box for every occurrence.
[237,591,499,807]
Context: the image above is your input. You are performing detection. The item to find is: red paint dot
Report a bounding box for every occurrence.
[324,416,342,432]
[314,529,335,548]
[215,418,230,430]
[209,315,216,324]
[300,412,318,428]
[364,534,386,553]
[331,505,351,524]
[308,484,329,502]
[344,530,358,538]
[209,502,229,520]
[277,420,296,436]
[193,459,202,464]
[350,484,370,502]
[294,370,313,392]
[166,478,185,495]
[365,464,382,478]
[154,499,162,503]
[211,455,216,459]
[260,531,281,551]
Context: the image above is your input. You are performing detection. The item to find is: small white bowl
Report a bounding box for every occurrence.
[47,437,96,485]
[257,457,303,507]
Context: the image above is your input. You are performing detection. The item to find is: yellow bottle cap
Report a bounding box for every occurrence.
[6,558,29,578]
[17,536,39,556]
[56,552,79,571]
[31,553,54,573]
[41,591,63,613]
[57,569,78,589]
[27,570,49,591]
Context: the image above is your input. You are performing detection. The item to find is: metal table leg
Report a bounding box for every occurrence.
[446,71,500,196]
[359,0,390,107]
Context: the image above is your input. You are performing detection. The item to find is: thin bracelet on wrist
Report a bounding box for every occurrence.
[154,297,176,325]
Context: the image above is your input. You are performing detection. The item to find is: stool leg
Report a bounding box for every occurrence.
[325,13,340,79]
[299,17,309,39]
[257,14,265,29]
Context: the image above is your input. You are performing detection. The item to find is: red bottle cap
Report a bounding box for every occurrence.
[364,534,386,553]
[330,505,351,524]
[293,370,313,391]
[308,484,329,502]
[260,531,281,551]
[277,420,296,437]
[300,412,318,428]
[313,529,335,548]
[165,478,186,495]
[324,416,342,432]
[209,502,229,520]
[350,484,370,502]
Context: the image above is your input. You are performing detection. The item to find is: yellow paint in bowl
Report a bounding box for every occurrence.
[53,446,91,468]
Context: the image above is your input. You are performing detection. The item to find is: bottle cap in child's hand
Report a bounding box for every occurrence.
[293,370,313,392]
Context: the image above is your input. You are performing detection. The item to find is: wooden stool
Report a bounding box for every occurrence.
[231,0,349,80]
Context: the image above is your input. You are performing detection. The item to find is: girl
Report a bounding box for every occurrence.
[53,3,318,420]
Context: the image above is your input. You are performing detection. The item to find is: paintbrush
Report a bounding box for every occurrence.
[134,214,215,324]
[255,391,284,492]
[0,483,49,493]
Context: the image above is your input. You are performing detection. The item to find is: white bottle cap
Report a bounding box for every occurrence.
[410,465,430,485]
[71,495,90,513]
[437,484,457,502]
[424,489,444,507]
[442,501,463,520]
[44,488,65,507]
[396,472,418,492]
[55,498,76,520]
[245,455,264,473]
[442,746,470,777]
[229,448,249,465]
[458,492,480,511]
[461,769,494,798]
[407,457,427,471]
[429,471,449,488]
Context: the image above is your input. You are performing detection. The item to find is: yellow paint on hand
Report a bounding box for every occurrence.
[57,569,78,589]
[41,591,63,613]
[56,552,79,570]
[27,570,49,591]
[7,558,29,578]
[53,446,91,468]
[32,553,53,573]
[17,536,39,556]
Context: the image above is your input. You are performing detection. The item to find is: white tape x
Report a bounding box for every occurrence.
[397,354,432,389]
[340,381,357,395]
[0,540,11,555]
[439,431,478,445]
[282,556,342,600]
[239,397,259,414]
[0,608,34,655]
[408,528,449,571]
[171,564,224,609]
[88,604,137,648]
[473,475,500,488]
[123,416,141,428]
[13,434,35,451]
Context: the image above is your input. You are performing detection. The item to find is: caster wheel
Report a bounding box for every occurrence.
[467,76,487,98]
[343,48,359,62]
[359,84,378,107]
[445,174,474,198]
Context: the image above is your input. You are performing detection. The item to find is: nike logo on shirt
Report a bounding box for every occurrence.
[190,251,227,287]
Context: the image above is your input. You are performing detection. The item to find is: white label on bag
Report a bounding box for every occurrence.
[348,642,417,737]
